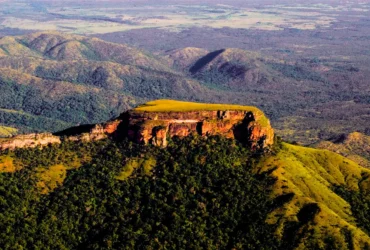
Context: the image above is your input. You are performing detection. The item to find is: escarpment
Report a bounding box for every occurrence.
[100,100,274,150]
[0,133,61,151]
[0,120,122,151]
[0,100,274,151]
[124,109,274,150]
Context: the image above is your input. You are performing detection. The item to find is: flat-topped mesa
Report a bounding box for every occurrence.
[123,100,274,150]
[0,100,274,151]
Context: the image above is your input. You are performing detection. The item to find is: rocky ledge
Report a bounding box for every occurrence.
[0,133,61,151]
[0,100,274,151]
[115,100,274,150]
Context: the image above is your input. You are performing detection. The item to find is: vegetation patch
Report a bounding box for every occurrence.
[268,62,326,82]
[0,155,16,173]
[116,157,156,180]
[34,164,67,194]
[0,136,281,249]
[0,126,18,137]
[1,136,370,248]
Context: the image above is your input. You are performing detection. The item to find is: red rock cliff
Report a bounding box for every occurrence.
[0,101,274,151]
[122,109,274,150]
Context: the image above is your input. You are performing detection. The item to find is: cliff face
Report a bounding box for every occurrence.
[0,121,122,151]
[0,133,61,151]
[0,101,274,151]
[124,109,274,150]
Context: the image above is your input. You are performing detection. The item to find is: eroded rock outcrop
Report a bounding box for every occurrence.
[0,133,61,151]
[0,100,274,151]
[0,120,123,151]
[124,109,274,150]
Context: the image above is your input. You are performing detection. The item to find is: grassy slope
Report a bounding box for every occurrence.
[35,164,68,194]
[134,99,263,112]
[0,32,216,133]
[259,143,370,249]
[0,125,17,137]
[315,132,370,169]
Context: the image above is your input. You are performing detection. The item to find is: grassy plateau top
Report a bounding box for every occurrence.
[133,100,269,126]
[134,99,263,113]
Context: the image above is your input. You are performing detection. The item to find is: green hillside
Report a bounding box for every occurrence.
[315,132,370,169]
[258,143,370,249]
[0,125,17,137]
[1,134,370,249]
[0,32,211,134]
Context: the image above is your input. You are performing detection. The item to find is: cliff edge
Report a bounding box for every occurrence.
[122,100,274,150]
[0,100,274,151]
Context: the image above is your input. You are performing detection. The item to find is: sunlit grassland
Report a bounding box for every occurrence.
[0,155,16,173]
[258,143,370,247]
[134,99,269,126]
[35,164,67,194]
[0,125,17,137]
[116,157,156,181]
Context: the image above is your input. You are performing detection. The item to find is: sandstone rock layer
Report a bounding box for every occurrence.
[0,133,61,151]
[124,109,274,150]
[0,100,274,151]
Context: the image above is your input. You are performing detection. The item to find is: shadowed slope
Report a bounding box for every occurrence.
[190,49,225,74]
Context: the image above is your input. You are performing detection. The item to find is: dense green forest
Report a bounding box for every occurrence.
[333,185,370,235]
[0,136,281,249]
[1,135,370,249]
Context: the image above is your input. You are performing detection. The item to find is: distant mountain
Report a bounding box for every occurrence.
[0,32,211,134]
[315,132,370,168]
[165,47,326,91]
[164,47,209,70]
[0,31,171,71]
